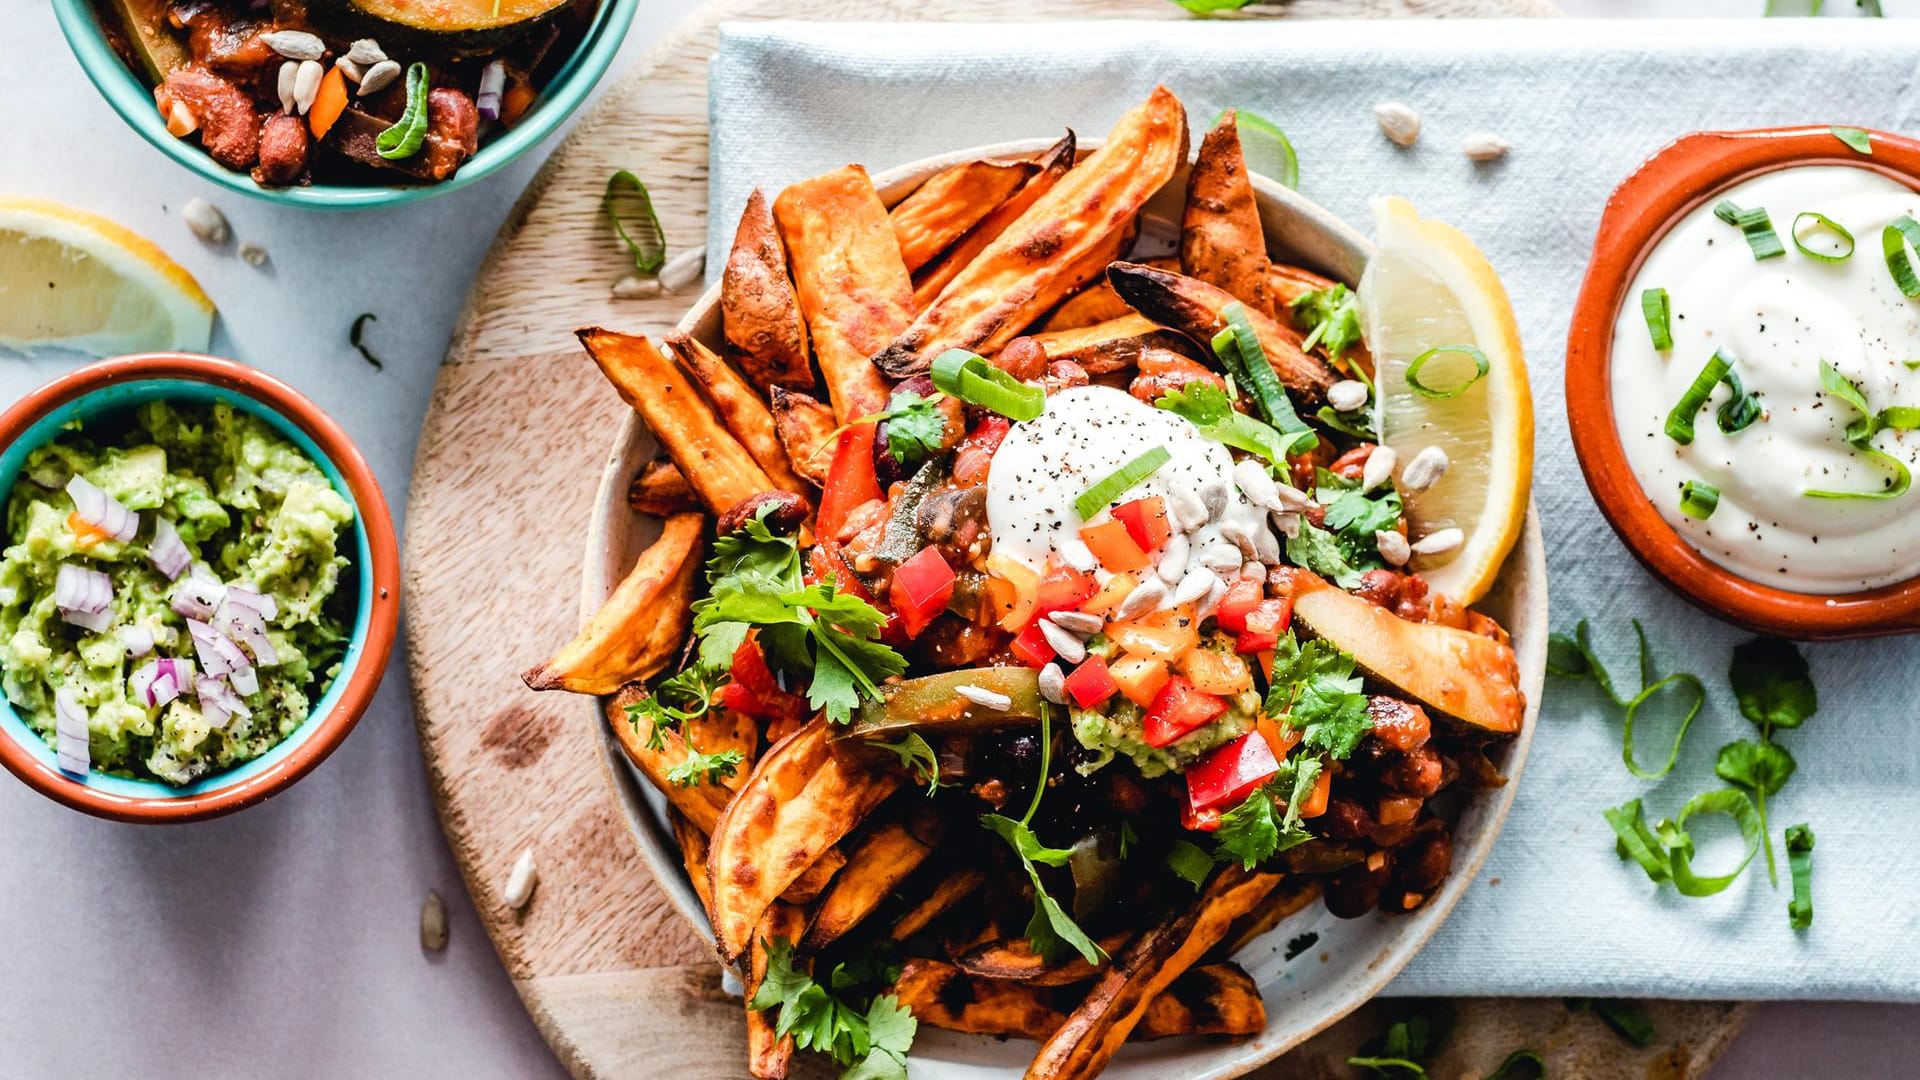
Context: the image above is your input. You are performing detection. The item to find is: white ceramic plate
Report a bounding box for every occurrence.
[583,139,1548,1079]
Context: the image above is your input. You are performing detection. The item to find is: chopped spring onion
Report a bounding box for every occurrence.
[1403,344,1490,400]
[1786,822,1815,930]
[1225,108,1299,190]
[930,349,1045,421]
[605,170,667,276]
[1641,287,1672,351]
[1792,212,1854,262]
[1716,368,1763,435]
[1882,215,1920,297]
[1213,302,1317,452]
[1679,479,1720,520]
[1713,199,1785,261]
[1668,788,1764,897]
[374,63,430,160]
[1663,349,1733,445]
[1807,360,1913,500]
[1074,446,1171,520]
[1832,126,1874,155]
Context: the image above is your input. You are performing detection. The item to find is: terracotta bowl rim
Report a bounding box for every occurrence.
[1566,124,1920,639]
[0,353,401,822]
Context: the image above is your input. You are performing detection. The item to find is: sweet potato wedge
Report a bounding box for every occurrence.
[891,159,1034,272]
[1266,262,1339,305]
[671,810,717,921]
[781,847,846,904]
[1220,876,1323,956]
[1181,111,1276,318]
[746,902,808,1079]
[628,459,699,516]
[914,132,1077,310]
[1036,254,1177,333]
[578,328,776,514]
[708,718,901,961]
[723,188,814,392]
[892,959,1264,1041]
[523,512,706,694]
[772,166,911,422]
[955,933,1130,987]
[604,682,754,834]
[667,332,811,501]
[768,387,837,487]
[892,868,986,940]
[804,809,944,949]
[1025,866,1284,1079]
[1020,313,1200,376]
[873,88,1188,377]
[1105,261,1337,404]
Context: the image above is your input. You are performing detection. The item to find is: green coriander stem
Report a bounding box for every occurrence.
[1022,703,1052,828]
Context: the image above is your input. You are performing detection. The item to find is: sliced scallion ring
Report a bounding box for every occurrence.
[1831,126,1873,155]
[1806,359,1913,500]
[374,63,431,160]
[1073,446,1171,520]
[605,171,666,275]
[1663,349,1733,445]
[1215,303,1317,452]
[1882,215,1920,297]
[1669,788,1765,897]
[1403,344,1490,400]
[1716,368,1762,435]
[1679,479,1720,520]
[1641,287,1672,351]
[1786,823,1815,930]
[930,349,1045,422]
[1791,211,1854,262]
[1226,109,1299,190]
[1713,199,1785,261]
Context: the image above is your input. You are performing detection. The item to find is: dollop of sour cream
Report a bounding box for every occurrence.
[985,385,1264,574]
[1611,164,1920,593]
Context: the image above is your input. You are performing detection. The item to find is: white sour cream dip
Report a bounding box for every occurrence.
[1612,164,1920,593]
[985,385,1266,574]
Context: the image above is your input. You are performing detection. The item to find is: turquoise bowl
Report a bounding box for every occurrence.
[0,356,401,821]
[50,0,638,210]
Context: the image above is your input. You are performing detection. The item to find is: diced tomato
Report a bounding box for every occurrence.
[1235,598,1294,654]
[1110,496,1172,554]
[1141,676,1229,748]
[1009,621,1056,668]
[893,547,956,638]
[1179,646,1253,696]
[1063,655,1119,709]
[1185,732,1281,815]
[1213,579,1265,633]
[714,639,807,725]
[1110,656,1170,708]
[986,552,1039,630]
[1108,611,1197,663]
[1032,561,1096,620]
[816,425,882,539]
[1077,520,1151,573]
[951,416,1011,487]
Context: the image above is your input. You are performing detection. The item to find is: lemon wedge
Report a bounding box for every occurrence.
[1358,195,1532,606]
[0,196,214,356]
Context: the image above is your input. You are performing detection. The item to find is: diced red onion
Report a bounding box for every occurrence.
[216,598,267,639]
[224,582,277,621]
[476,61,506,121]
[240,629,278,667]
[54,687,89,776]
[60,606,115,633]
[130,660,184,708]
[195,676,232,727]
[230,666,259,696]
[148,517,191,580]
[65,476,138,543]
[53,564,111,614]
[187,618,250,677]
[188,561,219,583]
[171,576,227,620]
[120,625,155,656]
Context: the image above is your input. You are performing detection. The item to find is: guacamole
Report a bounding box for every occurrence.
[1071,683,1260,779]
[0,400,355,785]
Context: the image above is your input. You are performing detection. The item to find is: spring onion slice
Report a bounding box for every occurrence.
[1486,1050,1547,1080]
[1604,799,1671,883]
[930,349,1045,421]
[1807,359,1913,500]
[1716,368,1762,434]
[1214,303,1317,452]
[1668,789,1764,897]
[1713,199,1785,261]
[375,63,431,160]
[1679,480,1720,520]
[605,171,667,275]
[1314,405,1375,440]
[1883,215,1920,297]
[1403,344,1490,401]
[1663,350,1733,445]
[1832,126,1874,154]
[1621,674,1705,781]
[1786,822,1816,930]
[1224,108,1299,190]
[1641,287,1672,351]
[1792,212,1854,262]
[1074,446,1171,520]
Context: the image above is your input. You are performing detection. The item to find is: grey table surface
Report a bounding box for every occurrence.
[0,0,1912,1076]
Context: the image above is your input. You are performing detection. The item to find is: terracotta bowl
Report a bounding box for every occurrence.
[0,354,401,822]
[1568,126,1920,639]
[582,142,1548,1078]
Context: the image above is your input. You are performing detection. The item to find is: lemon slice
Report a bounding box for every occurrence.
[1358,196,1532,606]
[0,196,214,356]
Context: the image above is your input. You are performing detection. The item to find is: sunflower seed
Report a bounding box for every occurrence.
[1241,560,1268,582]
[1362,446,1397,493]
[1199,480,1229,522]
[181,198,229,246]
[504,849,538,910]
[357,59,401,97]
[1232,459,1283,512]
[238,242,269,267]
[1401,445,1449,493]
[955,684,1013,711]
[1037,662,1069,706]
[1167,486,1209,533]
[262,29,325,61]
[1327,379,1370,413]
[610,273,662,299]
[165,101,199,136]
[658,246,707,294]
[276,61,298,114]
[1038,618,1087,664]
[335,57,365,85]
[1273,479,1313,511]
[1252,525,1281,565]
[1377,529,1411,566]
[293,60,324,115]
[1196,541,1242,573]
[1196,578,1229,620]
[345,38,386,66]
[1220,518,1258,559]
[1462,132,1510,162]
[420,890,448,951]
[1411,527,1465,556]
[1114,576,1167,621]
[1155,533,1190,585]
[1271,510,1301,539]
[1373,101,1421,147]
[1173,566,1217,606]
[1047,610,1104,635]
[1056,536,1099,574]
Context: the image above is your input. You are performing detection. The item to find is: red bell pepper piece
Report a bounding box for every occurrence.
[1141,676,1229,748]
[1235,597,1294,654]
[1184,731,1281,816]
[951,416,1011,488]
[1111,495,1172,554]
[816,425,882,539]
[1032,561,1097,620]
[1063,654,1119,709]
[1213,579,1265,633]
[1009,621,1056,668]
[892,546,956,638]
[714,639,807,725]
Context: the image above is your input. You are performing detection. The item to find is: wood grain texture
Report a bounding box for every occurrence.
[406,0,1748,1075]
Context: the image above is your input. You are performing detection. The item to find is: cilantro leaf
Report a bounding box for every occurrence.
[1284,522,1366,589]
[1290,283,1364,367]
[980,813,1105,965]
[878,392,948,467]
[749,937,918,1078]
[625,664,723,750]
[1266,634,1372,759]
[841,995,916,1080]
[868,732,942,795]
[1154,382,1298,470]
[1714,739,1796,885]
[1165,838,1214,890]
[1728,636,1817,733]
[1210,758,1320,870]
[1317,481,1403,570]
[665,746,744,788]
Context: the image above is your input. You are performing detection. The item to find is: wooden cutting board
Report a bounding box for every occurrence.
[404,0,1752,1075]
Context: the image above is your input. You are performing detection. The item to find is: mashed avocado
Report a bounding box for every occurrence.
[0,400,355,785]
[1071,679,1260,778]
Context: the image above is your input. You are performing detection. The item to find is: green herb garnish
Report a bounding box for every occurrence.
[1679,479,1720,520]
[1786,822,1816,929]
[869,731,942,795]
[1156,381,1300,469]
[1212,301,1318,452]
[1404,344,1489,400]
[979,704,1107,965]
[1165,839,1214,890]
[1291,283,1364,367]
[930,349,1044,421]
[1566,998,1655,1046]
[1806,360,1911,500]
[374,63,431,160]
[1606,790,1764,897]
[1832,126,1874,154]
[1714,739,1796,884]
[1792,211,1855,262]
[1729,636,1818,735]
[1486,1049,1547,1080]
[1641,287,1672,351]
[1713,198,1785,260]
[748,937,916,1079]
[1664,350,1734,444]
[605,170,667,276]
[1074,446,1171,520]
[1547,620,1704,781]
[665,746,744,787]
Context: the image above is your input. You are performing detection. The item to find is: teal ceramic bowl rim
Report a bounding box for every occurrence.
[50,0,639,210]
[0,355,401,822]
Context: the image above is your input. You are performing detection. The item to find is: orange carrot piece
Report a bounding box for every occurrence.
[308,67,348,140]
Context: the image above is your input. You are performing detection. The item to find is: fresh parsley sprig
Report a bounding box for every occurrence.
[1291,283,1366,373]
[868,732,942,796]
[665,746,745,788]
[748,937,916,1080]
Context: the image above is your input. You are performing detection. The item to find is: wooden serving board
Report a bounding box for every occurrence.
[405,0,1752,1075]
